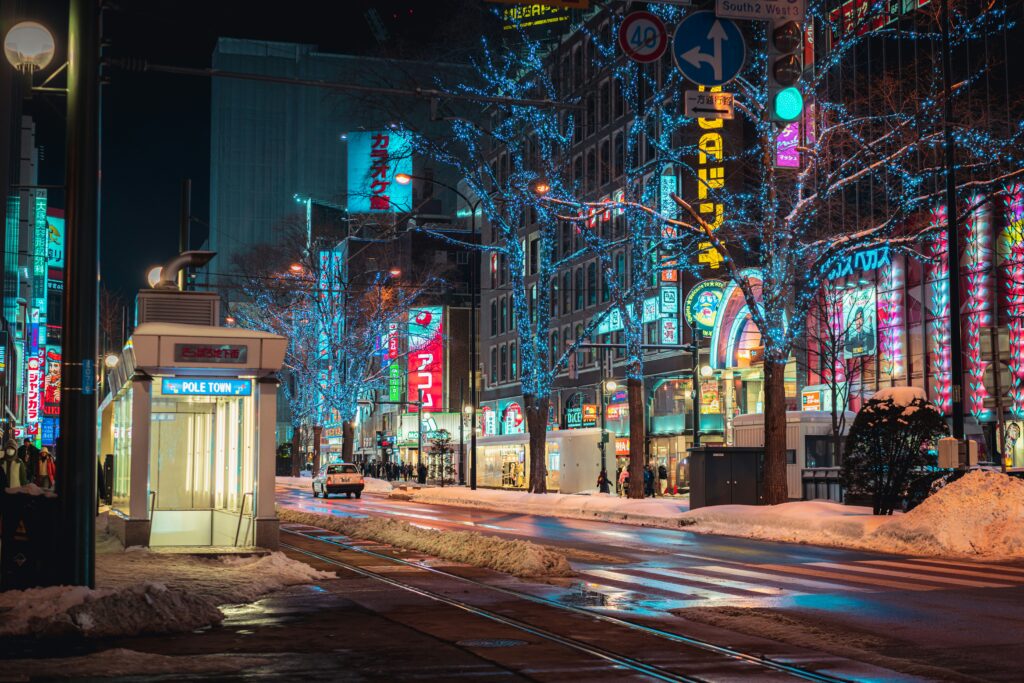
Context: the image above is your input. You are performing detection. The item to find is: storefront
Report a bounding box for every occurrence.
[99,323,286,548]
[475,428,603,492]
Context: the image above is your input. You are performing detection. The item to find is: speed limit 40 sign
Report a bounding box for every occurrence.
[618,11,668,63]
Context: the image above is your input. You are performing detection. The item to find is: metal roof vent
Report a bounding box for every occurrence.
[136,290,221,327]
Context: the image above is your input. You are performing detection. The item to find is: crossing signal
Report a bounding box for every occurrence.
[767,20,804,122]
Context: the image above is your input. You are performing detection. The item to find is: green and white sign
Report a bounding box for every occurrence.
[684,280,725,338]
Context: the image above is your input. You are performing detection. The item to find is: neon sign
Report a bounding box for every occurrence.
[407,307,444,412]
[161,378,252,396]
[695,86,725,269]
[825,245,891,280]
[346,131,412,213]
[927,208,952,414]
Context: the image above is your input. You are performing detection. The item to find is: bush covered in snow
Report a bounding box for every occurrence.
[278,507,573,577]
[842,387,948,515]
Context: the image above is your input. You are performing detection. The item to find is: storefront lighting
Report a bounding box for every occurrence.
[604,380,618,392]
[700,365,714,378]
[104,353,119,369]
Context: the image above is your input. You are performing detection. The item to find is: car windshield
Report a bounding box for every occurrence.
[327,464,358,474]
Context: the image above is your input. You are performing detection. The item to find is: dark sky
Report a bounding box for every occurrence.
[30,0,497,301]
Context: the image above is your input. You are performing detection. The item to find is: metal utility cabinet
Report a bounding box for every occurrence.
[687,446,765,509]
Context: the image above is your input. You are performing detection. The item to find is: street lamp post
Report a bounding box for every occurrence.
[599,375,617,494]
[395,172,481,489]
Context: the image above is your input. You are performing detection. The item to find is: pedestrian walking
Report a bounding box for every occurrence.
[658,464,668,496]
[2,439,27,488]
[643,466,655,497]
[35,447,56,489]
[596,469,610,494]
[417,462,427,484]
[617,466,629,497]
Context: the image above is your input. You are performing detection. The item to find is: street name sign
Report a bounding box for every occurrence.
[672,11,746,87]
[685,90,735,119]
[618,11,669,63]
[715,0,806,22]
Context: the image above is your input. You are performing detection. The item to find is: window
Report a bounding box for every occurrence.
[490,253,498,289]
[574,156,583,189]
[490,347,498,384]
[510,342,518,380]
[500,345,508,382]
[586,150,596,191]
[587,263,597,306]
[573,46,583,88]
[575,267,584,311]
[500,297,507,334]
[585,94,595,137]
[805,436,838,468]
[529,237,539,275]
[530,284,537,323]
[614,79,624,118]
[601,266,610,302]
[551,330,560,360]
[561,221,571,257]
[499,254,507,285]
[456,251,469,265]
[599,80,610,127]
[561,272,571,314]
[600,139,610,187]
[490,301,497,336]
[613,132,624,178]
[508,295,515,330]
[575,323,585,368]
[550,279,558,316]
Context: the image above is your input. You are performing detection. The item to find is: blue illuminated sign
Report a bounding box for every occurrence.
[161,378,252,397]
[346,130,413,213]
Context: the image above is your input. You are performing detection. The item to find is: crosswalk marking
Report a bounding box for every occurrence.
[807,561,1015,589]
[582,568,777,601]
[683,563,872,593]
[902,557,1024,575]
[859,559,1022,582]
[629,567,792,596]
[748,562,935,591]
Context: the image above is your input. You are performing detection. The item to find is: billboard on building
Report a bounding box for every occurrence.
[346,131,412,213]
[684,280,725,338]
[407,306,443,412]
[842,286,877,358]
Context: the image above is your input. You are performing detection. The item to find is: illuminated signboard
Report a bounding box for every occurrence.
[775,122,800,168]
[26,356,42,423]
[346,131,412,213]
[695,86,726,269]
[161,378,252,397]
[597,294,673,335]
[174,343,248,364]
[842,287,878,359]
[497,3,572,31]
[45,210,65,269]
[388,362,403,402]
[825,245,891,280]
[684,279,726,338]
[660,318,679,345]
[407,307,444,412]
[481,405,497,435]
[501,400,525,434]
[42,346,60,417]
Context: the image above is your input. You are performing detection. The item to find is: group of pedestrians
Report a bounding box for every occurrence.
[613,463,670,497]
[1,438,56,490]
[362,460,412,482]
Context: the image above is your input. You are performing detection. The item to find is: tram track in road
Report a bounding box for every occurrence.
[280,525,851,683]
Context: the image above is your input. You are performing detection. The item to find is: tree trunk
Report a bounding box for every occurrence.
[342,420,355,463]
[312,425,323,473]
[627,376,646,499]
[524,393,548,493]
[290,426,302,477]
[763,359,789,504]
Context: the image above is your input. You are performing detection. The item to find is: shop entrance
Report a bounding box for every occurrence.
[148,381,254,546]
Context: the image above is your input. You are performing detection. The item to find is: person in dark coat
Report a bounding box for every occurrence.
[658,464,669,496]
[643,466,655,497]
[597,469,610,494]
[17,438,39,475]
[417,462,428,484]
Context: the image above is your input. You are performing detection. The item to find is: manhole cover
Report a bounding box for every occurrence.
[456,639,527,649]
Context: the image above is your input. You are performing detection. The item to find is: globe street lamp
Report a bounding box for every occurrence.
[3,21,56,74]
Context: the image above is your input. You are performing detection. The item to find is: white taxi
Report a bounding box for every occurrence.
[312,463,365,499]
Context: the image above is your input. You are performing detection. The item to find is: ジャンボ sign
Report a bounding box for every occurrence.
[407,307,444,412]
[347,131,413,213]
[174,343,248,364]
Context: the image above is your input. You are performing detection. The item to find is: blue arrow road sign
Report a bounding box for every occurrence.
[672,11,746,88]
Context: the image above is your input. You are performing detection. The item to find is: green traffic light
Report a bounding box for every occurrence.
[773,87,804,121]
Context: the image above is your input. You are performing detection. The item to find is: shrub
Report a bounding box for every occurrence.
[841,388,948,515]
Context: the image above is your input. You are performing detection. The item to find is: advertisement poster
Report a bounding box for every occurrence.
[43,346,60,417]
[346,131,413,213]
[700,380,721,414]
[842,286,878,358]
[684,280,726,337]
[481,405,497,436]
[407,306,444,412]
[500,400,525,435]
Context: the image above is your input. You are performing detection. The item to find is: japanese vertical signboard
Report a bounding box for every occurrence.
[407,306,444,412]
[347,131,413,213]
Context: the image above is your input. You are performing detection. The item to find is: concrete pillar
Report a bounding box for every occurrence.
[254,377,279,549]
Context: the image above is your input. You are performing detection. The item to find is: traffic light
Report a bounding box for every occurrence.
[767,20,804,123]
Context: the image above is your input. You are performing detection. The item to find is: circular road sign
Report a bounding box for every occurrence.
[672,11,746,88]
[618,11,668,64]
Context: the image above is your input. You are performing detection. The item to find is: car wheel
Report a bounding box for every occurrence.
[355,491,361,499]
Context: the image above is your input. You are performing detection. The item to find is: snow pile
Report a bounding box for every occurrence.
[680,471,1024,559]
[679,500,893,546]
[0,649,271,679]
[4,482,57,497]
[0,544,335,637]
[394,486,690,528]
[871,386,928,406]
[279,507,573,577]
[873,470,1024,557]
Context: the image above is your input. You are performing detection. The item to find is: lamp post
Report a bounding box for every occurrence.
[599,376,617,494]
[395,172,482,489]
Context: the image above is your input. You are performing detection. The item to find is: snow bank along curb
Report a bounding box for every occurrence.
[390,486,691,528]
[680,470,1024,560]
[0,548,335,638]
[278,507,573,577]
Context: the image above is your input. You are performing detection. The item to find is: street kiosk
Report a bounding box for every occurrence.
[99,323,286,548]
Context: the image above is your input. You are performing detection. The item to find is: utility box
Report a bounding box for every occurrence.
[1,491,60,589]
[688,446,765,509]
[938,437,979,468]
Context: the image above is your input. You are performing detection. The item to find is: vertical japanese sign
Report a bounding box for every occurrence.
[694,86,726,269]
[659,168,679,282]
[407,306,444,412]
[775,122,800,168]
[346,131,413,213]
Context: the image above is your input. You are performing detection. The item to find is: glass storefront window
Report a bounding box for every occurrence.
[149,379,254,513]
[111,387,133,513]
